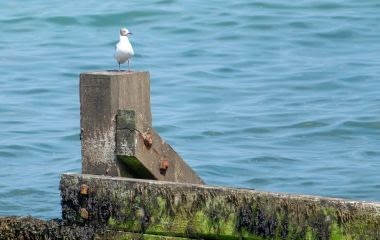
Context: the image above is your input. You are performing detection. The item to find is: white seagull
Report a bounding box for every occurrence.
[114,28,134,71]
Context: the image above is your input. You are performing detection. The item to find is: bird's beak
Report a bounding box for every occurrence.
[127,32,133,35]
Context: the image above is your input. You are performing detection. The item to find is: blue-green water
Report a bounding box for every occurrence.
[1,1,380,219]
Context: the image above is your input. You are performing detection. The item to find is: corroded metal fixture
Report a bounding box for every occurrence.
[80,184,89,195]
[142,131,153,148]
[160,158,169,174]
[159,158,169,173]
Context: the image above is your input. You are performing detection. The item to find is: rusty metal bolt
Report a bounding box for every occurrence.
[80,184,89,195]
[142,131,153,148]
[159,158,169,173]
[80,208,89,219]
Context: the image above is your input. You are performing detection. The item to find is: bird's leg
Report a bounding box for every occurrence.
[128,60,130,72]
[118,62,121,71]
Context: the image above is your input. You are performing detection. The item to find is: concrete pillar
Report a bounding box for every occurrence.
[80,71,151,177]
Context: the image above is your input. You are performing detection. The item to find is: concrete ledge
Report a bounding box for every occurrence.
[96,230,193,239]
[61,173,380,240]
[0,216,95,240]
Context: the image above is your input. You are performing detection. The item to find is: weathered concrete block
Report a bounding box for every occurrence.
[80,71,152,177]
[115,110,204,184]
[61,173,380,240]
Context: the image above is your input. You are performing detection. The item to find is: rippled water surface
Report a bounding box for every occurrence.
[1,0,380,219]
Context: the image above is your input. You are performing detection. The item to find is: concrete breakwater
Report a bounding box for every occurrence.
[1,71,379,240]
[1,173,380,239]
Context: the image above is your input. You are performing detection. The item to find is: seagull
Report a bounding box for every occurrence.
[114,28,134,71]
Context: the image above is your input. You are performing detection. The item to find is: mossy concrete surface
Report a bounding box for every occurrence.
[0,217,191,240]
[0,216,95,240]
[95,230,193,240]
[61,173,380,240]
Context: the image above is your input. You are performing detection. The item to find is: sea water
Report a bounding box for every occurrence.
[0,0,379,219]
